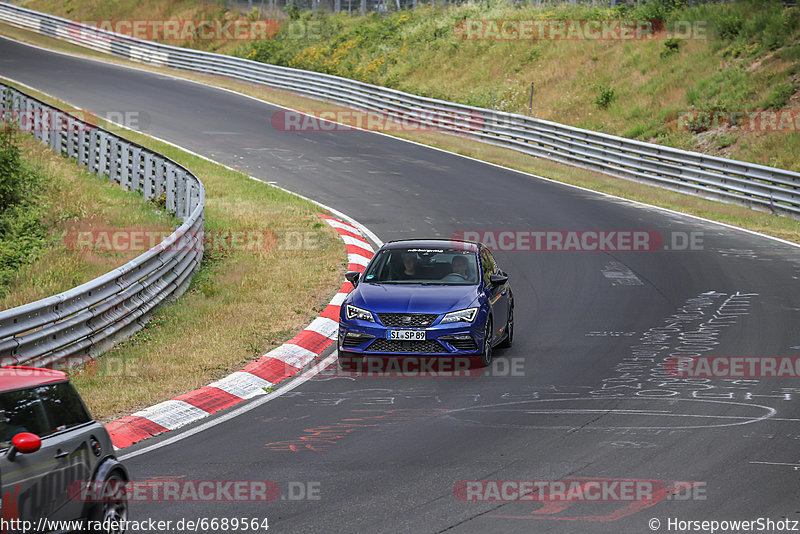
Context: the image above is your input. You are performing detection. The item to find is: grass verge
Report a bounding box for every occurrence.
[1,77,344,423]
[0,125,177,309]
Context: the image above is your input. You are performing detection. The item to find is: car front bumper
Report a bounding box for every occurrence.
[338,318,485,357]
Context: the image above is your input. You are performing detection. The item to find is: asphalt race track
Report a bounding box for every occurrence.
[3,37,800,533]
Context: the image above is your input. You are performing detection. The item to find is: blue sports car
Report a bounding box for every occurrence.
[338,239,513,369]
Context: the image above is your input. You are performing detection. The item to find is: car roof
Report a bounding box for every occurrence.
[0,366,67,391]
[382,239,480,253]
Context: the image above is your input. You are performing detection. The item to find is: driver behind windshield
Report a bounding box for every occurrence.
[394,251,419,280]
[451,255,468,277]
[447,254,477,283]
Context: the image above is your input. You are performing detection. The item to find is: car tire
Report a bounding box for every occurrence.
[477,318,493,368]
[498,306,513,348]
[88,471,128,534]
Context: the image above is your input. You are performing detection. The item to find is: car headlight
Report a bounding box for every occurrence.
[440,307,478,324]
[346,304,375,322]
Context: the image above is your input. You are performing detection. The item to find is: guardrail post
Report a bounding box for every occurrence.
[66,116,76,159]
[529,82,534,115]
[33,101,45,142]
[154,159,165,199]
[5,91,17,129]
[48,110,61,154]
[144,152,155,200]
[165,163,177,213]
[97,130,109,177]
[23,97,33,135]
[11,93,21,131]
[2,89,11,124]
[119,141,132,190]
[183,176,194,220]
[0,87,8,123]
[109,138,120,183]
[14,93,23,122]
[175,169,188,219]
[77,127,87,166]
[88,128,99,173]
[131,146,142,192]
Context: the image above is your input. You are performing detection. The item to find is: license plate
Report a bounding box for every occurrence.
[388,330,426,341]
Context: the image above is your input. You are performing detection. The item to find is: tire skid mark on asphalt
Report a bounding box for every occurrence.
[263,408,453,452]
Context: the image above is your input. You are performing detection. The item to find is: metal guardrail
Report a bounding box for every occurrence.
[0,2,797,216]
[0,82,205,368]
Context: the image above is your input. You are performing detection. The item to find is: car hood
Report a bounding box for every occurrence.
[350,283,479,314]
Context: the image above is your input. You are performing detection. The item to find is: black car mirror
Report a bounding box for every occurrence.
[345,271,361,286]
[489,274,508,286]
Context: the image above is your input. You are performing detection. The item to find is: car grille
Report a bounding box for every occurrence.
[342,336,365,348]
[367,339,448,353]
[341,332,375,348]
[378,313,438,327]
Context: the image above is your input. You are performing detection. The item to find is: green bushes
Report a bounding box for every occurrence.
[761,83,797,110]
[594,84,616,109]
[0,125,32,210]
[716,13,743,40]
[0,126,47,297]
[632,0,689,22]
[661,37,682,58]
[709,0,800,54]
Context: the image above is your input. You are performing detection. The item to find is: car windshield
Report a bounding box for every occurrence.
[362,246,479,285]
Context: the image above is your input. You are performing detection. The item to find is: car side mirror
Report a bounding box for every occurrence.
[345,271,361,286]
[489,274,508,286]
[7,432,41,461]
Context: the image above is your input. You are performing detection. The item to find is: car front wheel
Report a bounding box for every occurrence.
[499,306,513,348]
[477,318,493,367]
[88,471,128,534]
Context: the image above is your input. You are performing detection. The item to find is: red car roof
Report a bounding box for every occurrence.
[0,366,67,391]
